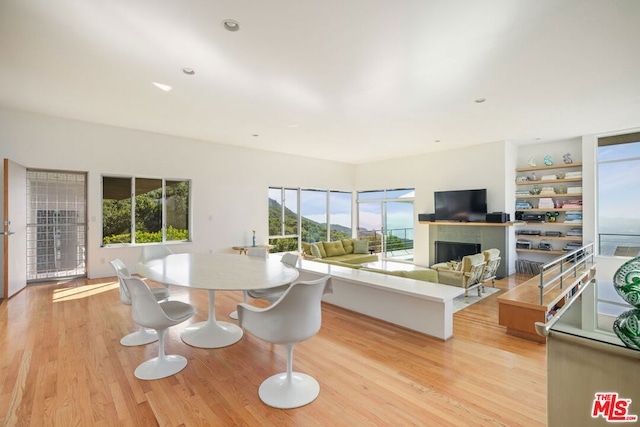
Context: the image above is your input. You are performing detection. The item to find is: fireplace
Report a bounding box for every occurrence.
[435,241,481,264]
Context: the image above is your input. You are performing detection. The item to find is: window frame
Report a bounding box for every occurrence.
[268,187,353,251]
[101,174,191,247]
[597,133,640,256]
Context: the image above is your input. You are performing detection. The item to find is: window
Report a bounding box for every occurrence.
[102,176,190,245]
[268,187,352,252]
[268,187,299,252]
[598,132,640,256]
[357,188,415,261]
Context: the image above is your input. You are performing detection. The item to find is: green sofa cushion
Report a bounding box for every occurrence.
[329,254,378,264]
[310,243,324,258]
[314,259,362,268]
[353,239,369,254]
[301,242,312,256]
[401,269,438,283]
[341,239,354,254]
[324,240,346,257]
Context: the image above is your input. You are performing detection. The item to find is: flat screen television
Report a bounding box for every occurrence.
[434,189,487,222]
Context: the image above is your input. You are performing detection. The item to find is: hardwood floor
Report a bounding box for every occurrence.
[0,274,546,426]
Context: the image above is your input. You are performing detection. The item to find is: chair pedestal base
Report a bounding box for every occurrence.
[258,372,319,409]
[120,327,158,346]
[134,355,188,380]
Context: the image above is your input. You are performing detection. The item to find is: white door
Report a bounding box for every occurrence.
[3,159,27,298]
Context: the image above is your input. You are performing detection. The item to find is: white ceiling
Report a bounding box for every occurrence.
[1,0,640,164]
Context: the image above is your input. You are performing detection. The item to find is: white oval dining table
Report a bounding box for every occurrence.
[137,252,299,349]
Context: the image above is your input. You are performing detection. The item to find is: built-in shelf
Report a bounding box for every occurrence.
[515,162,582,173]
[516,177,582,185]
[516,193,582,199]
[419,221,514,227]
[515,222,582,227]
[515,208,581,213]
[515,235,583,241]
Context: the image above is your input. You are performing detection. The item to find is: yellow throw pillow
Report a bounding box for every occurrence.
[301,242,312,256]
[315,241,327,258]
[341,239,354,254]
[324,240,346,257]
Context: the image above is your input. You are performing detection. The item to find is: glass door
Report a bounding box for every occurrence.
[357,189,415,261]
[384,200,415,260]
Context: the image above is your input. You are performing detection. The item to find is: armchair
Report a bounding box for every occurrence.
[482,249,501,288]
[436,253,486,302]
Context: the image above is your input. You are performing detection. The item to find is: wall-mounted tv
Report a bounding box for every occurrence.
[434,189,487,222]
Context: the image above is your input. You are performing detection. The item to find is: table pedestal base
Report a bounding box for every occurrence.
[181,320,243,348]
[180,289,244,348]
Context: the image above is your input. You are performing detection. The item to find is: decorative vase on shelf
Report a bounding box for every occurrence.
[613,309,640,350]
[613,257,640,307]
[612,257,640,350]
[252,230,256,247]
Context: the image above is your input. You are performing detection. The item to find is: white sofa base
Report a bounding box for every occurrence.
[296,259,464,340]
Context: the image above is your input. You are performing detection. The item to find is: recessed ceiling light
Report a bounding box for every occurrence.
[435,140,441,143]
[182,68,195,75]
[152,82,172,92]
[252,134,259,137]
[222,19,240,32]
[475,98,486,103]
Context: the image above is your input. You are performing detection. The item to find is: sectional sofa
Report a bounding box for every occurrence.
[301,239,378,265]
[301,239,439,283]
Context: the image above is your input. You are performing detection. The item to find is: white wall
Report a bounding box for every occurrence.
[0,108,355,284]
[355,141,509,266]
[2,107,631,294]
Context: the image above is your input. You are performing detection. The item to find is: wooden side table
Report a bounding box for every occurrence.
[232,245,275,255]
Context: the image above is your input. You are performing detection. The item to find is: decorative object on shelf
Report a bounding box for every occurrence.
[546,211,559,222]
[612,257,640,350]
[516,176,529,182]
[613,257,640,307]
[531,185,541,195]
[613,309,640,350]
[252,230,256,247]
[528,157,537,167]
[558,184,565,194]
[562,153,573,164]
[544,155,553,166]
[531,172,538,181]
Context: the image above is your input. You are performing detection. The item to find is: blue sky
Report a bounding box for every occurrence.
[598,141,640,230]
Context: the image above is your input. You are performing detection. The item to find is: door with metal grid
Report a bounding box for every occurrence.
[26,170,87,282]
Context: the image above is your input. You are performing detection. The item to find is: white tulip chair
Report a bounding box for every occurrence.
[238,276,332,409]
[124,276,196,380]
[110,258,170,346]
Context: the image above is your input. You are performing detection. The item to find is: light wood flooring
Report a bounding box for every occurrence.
[0,274,546,426]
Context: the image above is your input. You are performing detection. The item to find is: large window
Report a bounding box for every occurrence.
[268,187,352,252]
[102,176,190,245]
[357,188,415,261]
[598,133,640,256]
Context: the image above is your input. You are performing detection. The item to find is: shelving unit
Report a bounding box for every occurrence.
[514,162,583,256]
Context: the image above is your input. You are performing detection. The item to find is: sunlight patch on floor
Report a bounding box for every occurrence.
[52,281,119,302]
